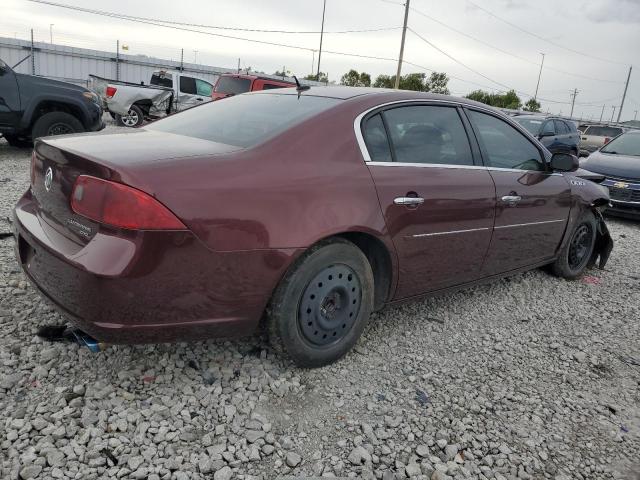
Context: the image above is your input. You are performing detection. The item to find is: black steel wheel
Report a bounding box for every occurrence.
[267,238,374,368]
[568,224,593,270]
[551,211,597,279]
[298,264,362,347]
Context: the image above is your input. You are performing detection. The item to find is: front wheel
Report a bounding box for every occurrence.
[267,239,374,368]
[32,112,84,140]
[551,211,597,279]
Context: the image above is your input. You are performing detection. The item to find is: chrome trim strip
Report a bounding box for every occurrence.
[494,219,566,229]
[367,161,562,175]
[610,198,640,205]
[411,227,490,238]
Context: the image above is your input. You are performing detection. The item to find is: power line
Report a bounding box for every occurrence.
[27,0,401,35]
[409,5,623,85]
[465,0,628,67]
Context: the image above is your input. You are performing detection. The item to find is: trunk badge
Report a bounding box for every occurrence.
[44,167,53,192]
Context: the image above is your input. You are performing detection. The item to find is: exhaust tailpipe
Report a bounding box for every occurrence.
[71,330,108,353]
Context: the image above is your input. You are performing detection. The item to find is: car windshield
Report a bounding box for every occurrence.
[145,93,340,148]
[514,117,543,135]
[600,132,640,156]
[215,76,252,95]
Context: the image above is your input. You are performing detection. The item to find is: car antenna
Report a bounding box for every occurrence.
[293,76,310,96]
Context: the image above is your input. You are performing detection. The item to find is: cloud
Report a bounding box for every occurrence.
[586,0,640,23]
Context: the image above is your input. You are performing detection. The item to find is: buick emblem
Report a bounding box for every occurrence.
[44,167,53,192]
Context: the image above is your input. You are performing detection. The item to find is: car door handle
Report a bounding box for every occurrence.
[501,195,522,206]
[581,137,587,140]
[394,196,425,206]
[196,98,203,101]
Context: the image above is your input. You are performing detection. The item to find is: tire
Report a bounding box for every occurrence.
[267,238,374,368]
[32,112,84,140]
[2,134,32,148]
[115,105,144,127]
[551,211,597,280]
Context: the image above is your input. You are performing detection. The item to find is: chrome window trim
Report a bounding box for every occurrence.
[610,199,640,205]
[411,227,490,238]
[494,219,566,229]
[353,99,552,174]
[367,161,563,176]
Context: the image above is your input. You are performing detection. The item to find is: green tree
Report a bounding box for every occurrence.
[372,72,449,93]
[340,69,372,87]
[304,72,328,83]
[424,72,450,94]
[524,98,541,112]
[465,89,522,109]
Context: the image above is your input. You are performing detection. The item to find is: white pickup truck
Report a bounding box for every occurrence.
[90,70,214,127]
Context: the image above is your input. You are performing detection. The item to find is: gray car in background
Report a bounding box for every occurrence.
[579,124,625,156]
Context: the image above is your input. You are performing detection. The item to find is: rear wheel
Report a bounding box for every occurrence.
[267,239,374,368]
[32,112,84,140]
[115,105,144,127]
[551,211,597,279]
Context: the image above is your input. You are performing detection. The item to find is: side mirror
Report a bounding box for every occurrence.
[550,153,579,172]
[538,131,554,138]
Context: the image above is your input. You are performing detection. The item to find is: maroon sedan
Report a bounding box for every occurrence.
[13,87,613,367]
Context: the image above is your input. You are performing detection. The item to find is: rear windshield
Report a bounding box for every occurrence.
[514,118,543,135]
[214,76,252,95]
[600,132,640,156]
[588,126,623,137]
[145,93,340,148]
[150,72,173,88]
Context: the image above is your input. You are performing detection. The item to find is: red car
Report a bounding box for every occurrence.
[13,87,613,367]
[211,74,295,101]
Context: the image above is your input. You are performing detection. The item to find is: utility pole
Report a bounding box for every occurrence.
[116,40,120,80]
[635,110,638,120]
[311,50,316,76]
[534,52,545,101]
[599,105,605,122]
[316,0,327,80]
[569,88,578,118]
[237,58,241,74]
[30,29,35,75]
[616,66,632,122]
[49,24,54,44]
[610,106,616,122]
[193,50,198,63]
[394,0,411,89]
[180,49,184,71]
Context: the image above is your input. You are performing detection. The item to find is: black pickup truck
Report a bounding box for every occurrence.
[0,58,104,147]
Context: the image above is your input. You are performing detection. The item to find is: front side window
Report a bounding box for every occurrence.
[382,105,474,165]
[554,120,569,134]
[195,79,213,96]
[146,93,340,148]
[541,120,556,136]
[362,114,392,162]
[179,76,197,94]
[468,110,544,171]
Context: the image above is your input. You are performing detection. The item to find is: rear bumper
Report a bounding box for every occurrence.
[13,191,300,344]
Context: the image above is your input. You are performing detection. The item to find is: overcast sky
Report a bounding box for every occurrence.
[3,0,639,120]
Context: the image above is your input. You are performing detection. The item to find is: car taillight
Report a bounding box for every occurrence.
[30,151,36,186]
[105,86,117,98]
[604,137,611,144]
[70,175,186,230]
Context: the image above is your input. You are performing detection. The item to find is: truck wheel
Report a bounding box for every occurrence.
[3,134,32,148]
[115,105,144,127]
[32,112,84,140]
[267,238,374,368]
[550,211,597,280]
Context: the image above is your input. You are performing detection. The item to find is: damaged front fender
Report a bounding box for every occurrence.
[590,209,613,269]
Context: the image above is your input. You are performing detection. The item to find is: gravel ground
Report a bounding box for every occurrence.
[1,122,639,480]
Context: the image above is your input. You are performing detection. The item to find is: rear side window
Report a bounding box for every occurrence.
[179,76,197,94]
[195,79,213,96]
[363,114,392,162]
[468,110,544,171]
[263,83,289,90]
[588,126,622,137]
[145,93,340,148]
[150,72,173,88]
[215,76,252,95]
[382,105,474,166]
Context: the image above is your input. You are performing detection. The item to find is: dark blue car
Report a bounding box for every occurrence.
[514,115,580,156]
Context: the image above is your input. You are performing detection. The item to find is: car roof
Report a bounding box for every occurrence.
[252,86,496,107]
